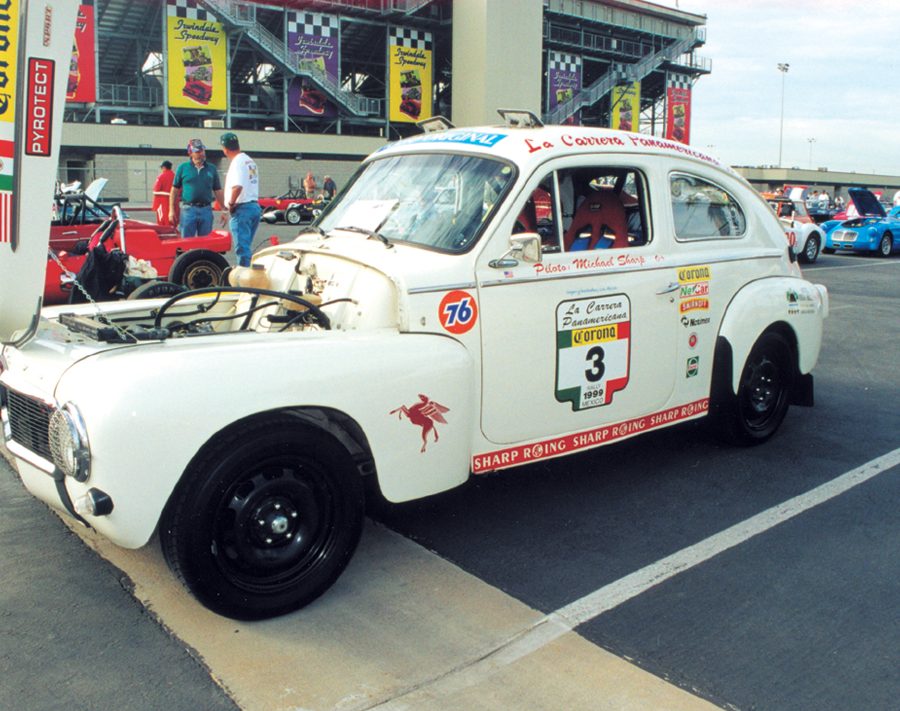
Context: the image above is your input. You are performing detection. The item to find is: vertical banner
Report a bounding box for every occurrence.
[388,27,432,123]
[548,52,582,125]
[665,73,692,144]
[0,0,79,343]
[165,0,226,110]
[66,2,96,103]
[287,11,338,118]
[611,81,640,132]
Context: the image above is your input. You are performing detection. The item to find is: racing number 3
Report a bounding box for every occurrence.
[585,345,605,382]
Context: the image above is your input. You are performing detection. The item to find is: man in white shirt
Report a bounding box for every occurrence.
[220,132,262,267]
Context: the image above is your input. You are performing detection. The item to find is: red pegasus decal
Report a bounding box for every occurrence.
[390,394,449,452]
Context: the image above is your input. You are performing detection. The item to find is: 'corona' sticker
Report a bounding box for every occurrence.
[439,290,478,334]
[555,294,630,410]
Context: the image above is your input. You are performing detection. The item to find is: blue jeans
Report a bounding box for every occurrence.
[230,201,262,267]
[180,204,213,237]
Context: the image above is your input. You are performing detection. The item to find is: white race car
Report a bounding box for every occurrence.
[763,194,826,263]
[2,110,828,620]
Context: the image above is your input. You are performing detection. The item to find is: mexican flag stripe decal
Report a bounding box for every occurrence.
[0,139,11,243]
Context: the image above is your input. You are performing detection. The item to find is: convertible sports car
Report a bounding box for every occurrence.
[47,193,232,304]
[822,188,899,257]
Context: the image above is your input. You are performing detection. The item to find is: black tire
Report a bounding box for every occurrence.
[169,250,230,290]
[822,247,835,254]
[712,332,794,446]
[285,207,302,225]
[799,233,820,264]
[160,418,365,620]
[878,232,893,257]
[126,280,186,300]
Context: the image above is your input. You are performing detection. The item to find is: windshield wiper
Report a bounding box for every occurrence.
[334,225,393,248]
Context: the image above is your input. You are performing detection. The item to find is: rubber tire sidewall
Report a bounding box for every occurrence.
[713,331,794,446]
[160,419,364,620]
[878,233,893,257]
[285,208,302,225]
[169,250,230,289]
[799,233,820,263]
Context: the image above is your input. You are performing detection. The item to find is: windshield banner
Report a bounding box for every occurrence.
[287,10,338,118]
[165,0,226,110]
[611,81,640,132]
[66,2,97,103]
[388,27,432,124]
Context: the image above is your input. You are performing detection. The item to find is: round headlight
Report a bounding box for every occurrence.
[49,403,91,482]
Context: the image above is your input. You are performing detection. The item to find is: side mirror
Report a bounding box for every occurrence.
[489,233,541,269]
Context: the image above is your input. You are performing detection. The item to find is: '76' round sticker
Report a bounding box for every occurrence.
[439,290,478,334]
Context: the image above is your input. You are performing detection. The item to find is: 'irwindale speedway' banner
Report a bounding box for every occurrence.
[665,73,691,144]
[67,2,97,103]
[166,0,226,110]
[548,52,581,125]
[611,81,640,132]
[388,27,432,123]
[287,10,338,118]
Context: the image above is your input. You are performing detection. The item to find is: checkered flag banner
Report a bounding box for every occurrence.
[390,26,432,51]
[167,0,209,21]
[287,11,338,38]
[549,52,581,73]
[667,73,691,90]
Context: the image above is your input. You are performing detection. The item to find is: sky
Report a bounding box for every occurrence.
[658,0,900,175]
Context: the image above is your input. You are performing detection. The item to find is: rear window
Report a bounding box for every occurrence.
[670,173,746,240]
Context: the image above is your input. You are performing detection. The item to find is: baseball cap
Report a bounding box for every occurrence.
[187,138,206,153]
[220,132,240,150]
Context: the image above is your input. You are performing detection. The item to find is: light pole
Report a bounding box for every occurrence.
[777,63,790,166]
[807,137,816,169]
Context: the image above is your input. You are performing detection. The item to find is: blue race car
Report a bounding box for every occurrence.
[822,188,899,257]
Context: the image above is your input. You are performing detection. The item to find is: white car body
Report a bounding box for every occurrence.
[1,115,828,618]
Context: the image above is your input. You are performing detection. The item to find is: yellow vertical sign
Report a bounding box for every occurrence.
[389,31,432,124]
[611,81,641,132]
[166,15,226,110]
[0,0,19,125]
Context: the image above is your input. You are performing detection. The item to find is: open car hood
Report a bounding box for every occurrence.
[0,2,79,344]
[847,187,885,218]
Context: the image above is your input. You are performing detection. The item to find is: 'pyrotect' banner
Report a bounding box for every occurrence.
[166,0,226,110]
[67,2,97,103]
[388,27,432,123]
[665,73,691,144]
[549,52,582,125]
[611,81,640,132]
[287,10,338,118]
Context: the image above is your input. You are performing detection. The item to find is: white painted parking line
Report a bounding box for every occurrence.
[372,448,900,709]
[809,260,900,272]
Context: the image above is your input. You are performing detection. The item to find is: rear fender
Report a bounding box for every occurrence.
[717,277,827,395]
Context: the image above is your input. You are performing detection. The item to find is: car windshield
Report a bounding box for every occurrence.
[318,152,515,252]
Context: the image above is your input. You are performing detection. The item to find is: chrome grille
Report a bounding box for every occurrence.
[832,230,857,242]
[5,388,54,462]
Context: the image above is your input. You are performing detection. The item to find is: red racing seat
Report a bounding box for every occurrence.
[563,189,629,250]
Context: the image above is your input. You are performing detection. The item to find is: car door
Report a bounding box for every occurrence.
[475,156,679,445]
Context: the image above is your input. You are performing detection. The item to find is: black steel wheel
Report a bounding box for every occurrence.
[160,418,364,620]
[169,250,230,290]
[712,332,794,446]
[878,232,893,258]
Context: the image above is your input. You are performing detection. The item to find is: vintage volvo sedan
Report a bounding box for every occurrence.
[1,113,828,619]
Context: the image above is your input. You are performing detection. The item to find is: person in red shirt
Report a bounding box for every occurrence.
[152,161,176,226]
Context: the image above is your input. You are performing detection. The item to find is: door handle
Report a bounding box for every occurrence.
[656,281,680,295]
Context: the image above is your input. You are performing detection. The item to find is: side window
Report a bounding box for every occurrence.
[559,167,650,251]
[512,173,561,254]
[670,173,746,240]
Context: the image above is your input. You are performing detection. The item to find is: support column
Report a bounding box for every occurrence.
[451,0,543,127]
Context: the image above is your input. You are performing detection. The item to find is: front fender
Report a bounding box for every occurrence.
[718,277,828,394]
[55,330,475,548]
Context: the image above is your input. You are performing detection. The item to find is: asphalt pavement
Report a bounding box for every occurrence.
[1,251,897,711]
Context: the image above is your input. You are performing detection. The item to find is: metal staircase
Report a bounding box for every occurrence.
[198,0,380,116]
[542,29,704,126]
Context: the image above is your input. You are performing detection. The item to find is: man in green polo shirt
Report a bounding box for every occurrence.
[169,138,225,237]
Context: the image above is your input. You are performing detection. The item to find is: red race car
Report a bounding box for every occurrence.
[259,188,320,225]
[47,193,231,305]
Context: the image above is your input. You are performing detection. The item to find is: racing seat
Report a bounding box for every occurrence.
[514,195,538,233]
[563,189,629,251]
